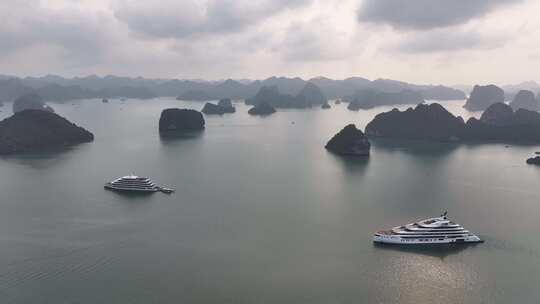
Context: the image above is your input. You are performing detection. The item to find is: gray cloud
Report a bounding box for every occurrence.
[277,19,356,62]
[358,0,522,30]
[114,0,312,39]
[0,0,294,77]
[0,0,537,85]
[0,1,112,67]
[387,29,509,54]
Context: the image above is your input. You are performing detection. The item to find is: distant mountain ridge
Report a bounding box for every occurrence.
[343,89,424,110]
[0,74,468,103]
[453,81,540,100]
[245,82,327,109]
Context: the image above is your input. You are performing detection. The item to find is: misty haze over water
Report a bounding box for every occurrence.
[0,99,539,303]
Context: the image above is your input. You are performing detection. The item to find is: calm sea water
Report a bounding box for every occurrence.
[0,98,539,303]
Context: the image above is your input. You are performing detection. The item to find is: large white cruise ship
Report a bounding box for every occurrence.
[104,175,174,193]
[373,212,483,245]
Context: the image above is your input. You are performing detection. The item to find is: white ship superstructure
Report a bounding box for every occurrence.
[104,175,174,193]
[373,212,482,245]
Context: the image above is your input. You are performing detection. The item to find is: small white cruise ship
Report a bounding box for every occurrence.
[373,212,483,245]
[104,175,174,193]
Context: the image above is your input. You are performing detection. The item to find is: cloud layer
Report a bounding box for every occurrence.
[387,29,509,54]
[0,2,109,58]
[0,0,537,85]
[114,0,312,39]
[357,0,522,30]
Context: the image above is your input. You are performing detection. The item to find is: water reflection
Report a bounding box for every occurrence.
[158,130,205,143]
[373,242,481,259]
[371,138,460,157]
[327,152,371,175]
[102,188,159,207]
[103,189,155,198]
[372,244,482,304]
[460,141,540,150]
[372,137,540,156]
[0,144,91,169]
[327,152,370,182]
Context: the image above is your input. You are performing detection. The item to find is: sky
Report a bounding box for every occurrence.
[1,0,539,85]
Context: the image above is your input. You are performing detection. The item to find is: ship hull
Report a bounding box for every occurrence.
[104,184,159,193]
[373,234,483,245]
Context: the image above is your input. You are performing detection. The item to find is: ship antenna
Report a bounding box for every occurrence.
[441,211,448,219]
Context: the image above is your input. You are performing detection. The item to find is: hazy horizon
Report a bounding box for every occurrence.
[2,0,540,86]
[2,73,539,90]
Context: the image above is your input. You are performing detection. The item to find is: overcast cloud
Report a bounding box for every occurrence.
[114,0,313,39]
[0,0,538,85]
[0,1,110,61]
[357,0,522,30]
[387,29,509,54]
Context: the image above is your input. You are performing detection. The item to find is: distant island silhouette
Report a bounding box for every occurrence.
[344,89,424,110]
[510,90,539,111]
[0,74,471,107]
[365,102,540,143]
[463,85,505,111]
[248,102,276,116]
[245,82,327,109]
[2,75,538,113]
[12,93,55,113]
[201,99,236,115]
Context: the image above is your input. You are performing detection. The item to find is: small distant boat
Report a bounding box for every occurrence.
[373,212,483,245]
[102,98,109,103]
[157,186,175,194]
[104,175,174,194]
